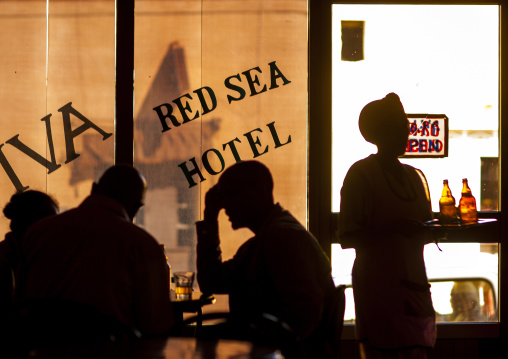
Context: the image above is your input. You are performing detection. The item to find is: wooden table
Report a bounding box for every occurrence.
[128,336,284,359]
[170,290,215,328]
[23,336,284,359]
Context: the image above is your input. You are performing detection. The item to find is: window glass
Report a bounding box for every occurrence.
[0,1,115,236]
[0,1,47,234]
[134,0,308,312]
[331,4,499,212]
[431,279,497,323]
[334,243,499,324]
[46,1,115,210]
[331,4,500,324]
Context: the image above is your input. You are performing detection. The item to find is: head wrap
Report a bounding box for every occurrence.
[359,92,407,144]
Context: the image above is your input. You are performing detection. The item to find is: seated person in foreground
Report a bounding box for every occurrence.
[18,165,173,338]
[196,160,337,358]
[0,191,58,326]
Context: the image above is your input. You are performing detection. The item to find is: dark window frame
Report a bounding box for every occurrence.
[308,0,506,345]
[115,0,135,166]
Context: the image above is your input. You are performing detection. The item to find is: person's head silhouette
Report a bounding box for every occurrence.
[359,92,408,158]
[3,190,59,241]
[217,161,275,233]
[91,165,147,221]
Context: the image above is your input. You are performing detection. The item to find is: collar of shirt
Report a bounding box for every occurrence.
[255,203,285,236]
[79,194,130,221]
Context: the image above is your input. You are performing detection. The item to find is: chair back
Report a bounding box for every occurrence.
[179,311,305,358]
[324,285,346,358]
[178,311,230,337]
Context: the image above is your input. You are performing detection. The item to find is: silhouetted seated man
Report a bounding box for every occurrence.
[18,165,173,343]
[196,161,337,358]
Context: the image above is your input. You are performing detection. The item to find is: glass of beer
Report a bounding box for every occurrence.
[174,271,195,300]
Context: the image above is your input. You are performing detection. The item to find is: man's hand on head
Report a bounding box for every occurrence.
[204,185,223,222]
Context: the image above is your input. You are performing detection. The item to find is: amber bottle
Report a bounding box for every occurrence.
[459,178,478,225]
[439,179,457,224]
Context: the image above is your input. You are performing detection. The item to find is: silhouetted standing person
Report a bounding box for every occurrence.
[339,93,436,358]
[197,160,338,358]
[18,165,173,339]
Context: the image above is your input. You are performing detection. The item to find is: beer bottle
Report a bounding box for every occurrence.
[439,179,457,224]
[459,178,478,225]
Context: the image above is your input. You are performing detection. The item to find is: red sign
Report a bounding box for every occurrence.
[401,114,448,158]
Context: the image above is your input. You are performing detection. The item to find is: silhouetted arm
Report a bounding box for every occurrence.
[339,166,433,249]
[133,236,174,336]
[196,220,226,294]
[339,218,429,249]
[196,185,236,294]
[338,167,378,249]
[196,220,252,295]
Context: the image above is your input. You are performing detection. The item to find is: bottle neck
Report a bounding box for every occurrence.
[462,181,471,196]
[442,184,452,197]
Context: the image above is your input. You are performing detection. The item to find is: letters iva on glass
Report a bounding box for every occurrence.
[0,102,112,192]
[152,61,293,188]
[401,114,449,158]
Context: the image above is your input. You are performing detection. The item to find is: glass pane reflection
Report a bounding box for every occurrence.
[331,5,499,213]
[133,0,309,312]
[332,243,499,324]
[0,1,115,237]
